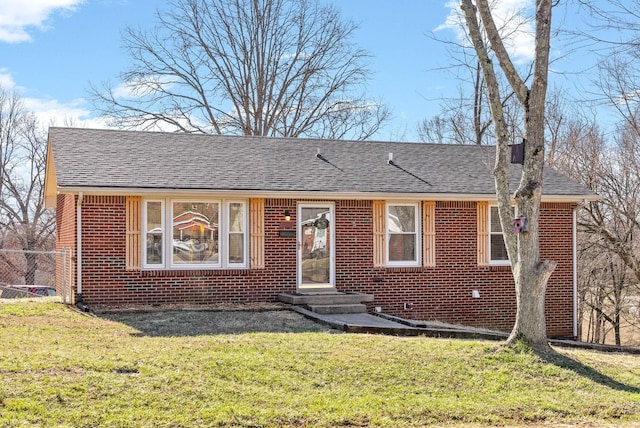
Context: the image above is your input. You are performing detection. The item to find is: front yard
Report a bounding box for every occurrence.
[1,301,639,427]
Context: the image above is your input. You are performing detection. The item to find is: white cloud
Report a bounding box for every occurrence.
[0,0,83,43]
[23,96,108,129]
[2,69,106,128]
[0,68,19,88]
[436,0,535,63]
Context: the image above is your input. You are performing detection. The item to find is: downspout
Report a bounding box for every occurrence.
[572,204,579,339]
[76,192,89,312]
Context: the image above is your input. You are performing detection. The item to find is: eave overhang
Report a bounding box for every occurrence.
[43,137,58,210]
[50,186,601,204]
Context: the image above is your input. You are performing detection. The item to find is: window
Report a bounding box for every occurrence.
[171,201,219,266]
[227,202,246,266]
[386,203,420,266]
[489,205,513,265]
[144,200,164,267]
[142,198,247,269]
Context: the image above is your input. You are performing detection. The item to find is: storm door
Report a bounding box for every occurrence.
[297,203,335,290]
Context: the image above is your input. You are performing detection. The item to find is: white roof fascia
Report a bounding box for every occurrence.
[53,186,601,204]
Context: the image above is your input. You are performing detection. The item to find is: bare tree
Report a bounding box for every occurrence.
[579,241,639,346]
[419,3,534,146]
[576,3,640,345]
[579,0,640,133]
[577,130,640,346]
[578,0,640,51]
[549,110,640,346]
[0,88,22,197]
[417,62,496,145]
[460,0,555,351]
[90,0,389,139]
[417,70,523,146]
[544,87,570,167]
[596,56,640,135]
[0,86,55,284]
[526,1,640,346]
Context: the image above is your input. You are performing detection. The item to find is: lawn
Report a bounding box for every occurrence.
[1,301,639,427]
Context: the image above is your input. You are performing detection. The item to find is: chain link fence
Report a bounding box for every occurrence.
[0,248,73,303]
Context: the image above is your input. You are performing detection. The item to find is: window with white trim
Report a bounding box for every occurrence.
[489,205,514,265]
[142,198,247,269]
[227,201,246,266]
[144,200,164,267]
[386,202,421,267]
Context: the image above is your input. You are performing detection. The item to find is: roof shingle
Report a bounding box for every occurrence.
[47,127,596,200]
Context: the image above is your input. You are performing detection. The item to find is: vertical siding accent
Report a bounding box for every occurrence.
[250,198,265,269]
[422,201,436,267]
[477,201,489,266]
[373,200,386,268]
[125,196,141,270]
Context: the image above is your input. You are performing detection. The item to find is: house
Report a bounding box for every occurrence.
[44,127,597,338]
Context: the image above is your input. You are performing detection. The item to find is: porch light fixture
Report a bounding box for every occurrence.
[284,210,291,221]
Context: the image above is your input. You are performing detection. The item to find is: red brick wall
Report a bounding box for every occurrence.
[78,196,300,307]
[341,200,575,338]
[539,203,575,337]
[72,195,575,337]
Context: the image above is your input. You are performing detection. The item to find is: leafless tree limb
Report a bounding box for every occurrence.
[89,0,390,139]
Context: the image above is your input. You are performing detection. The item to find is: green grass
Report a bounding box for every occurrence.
[1,302,639,427]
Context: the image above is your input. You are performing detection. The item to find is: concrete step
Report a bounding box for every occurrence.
[278,292,374,306]
[306,303,367,315]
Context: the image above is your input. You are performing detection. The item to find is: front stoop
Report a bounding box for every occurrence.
[307,303,367,314]
[278,291,374,315]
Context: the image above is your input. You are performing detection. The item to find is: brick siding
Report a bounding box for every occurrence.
[69,195,575,337]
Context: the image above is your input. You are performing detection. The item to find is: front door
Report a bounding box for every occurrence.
[298,203,335,290]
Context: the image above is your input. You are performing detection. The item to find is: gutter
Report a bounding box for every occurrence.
[53,186,601,204]
[75,192,89,312]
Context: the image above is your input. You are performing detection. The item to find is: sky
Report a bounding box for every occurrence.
[0,0,607,141]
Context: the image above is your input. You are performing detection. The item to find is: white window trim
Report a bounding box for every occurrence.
[142,199,165,269]
[488,204,513,266]
[385,201,421,267]
[142,198,248,270]
[225,200,249,268]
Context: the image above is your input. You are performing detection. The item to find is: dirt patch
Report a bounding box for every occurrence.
[100,307,333,337]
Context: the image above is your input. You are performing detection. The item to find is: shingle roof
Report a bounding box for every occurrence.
[46,127,596,200]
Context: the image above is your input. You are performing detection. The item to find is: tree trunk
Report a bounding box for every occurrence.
[506,256,556,348]
[505,64,556,349]
[614,311,621,346]
[25,252,37,285]
[461,0,555,352]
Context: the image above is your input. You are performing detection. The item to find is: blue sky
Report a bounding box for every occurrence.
[0,0,606,140]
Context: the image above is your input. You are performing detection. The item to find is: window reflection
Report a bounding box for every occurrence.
[387,204,417,263]
[146,201,163,265]
[301,209,331,284]
[228,203,244,264]
[172,202,219,264]
[489,206,513,262]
